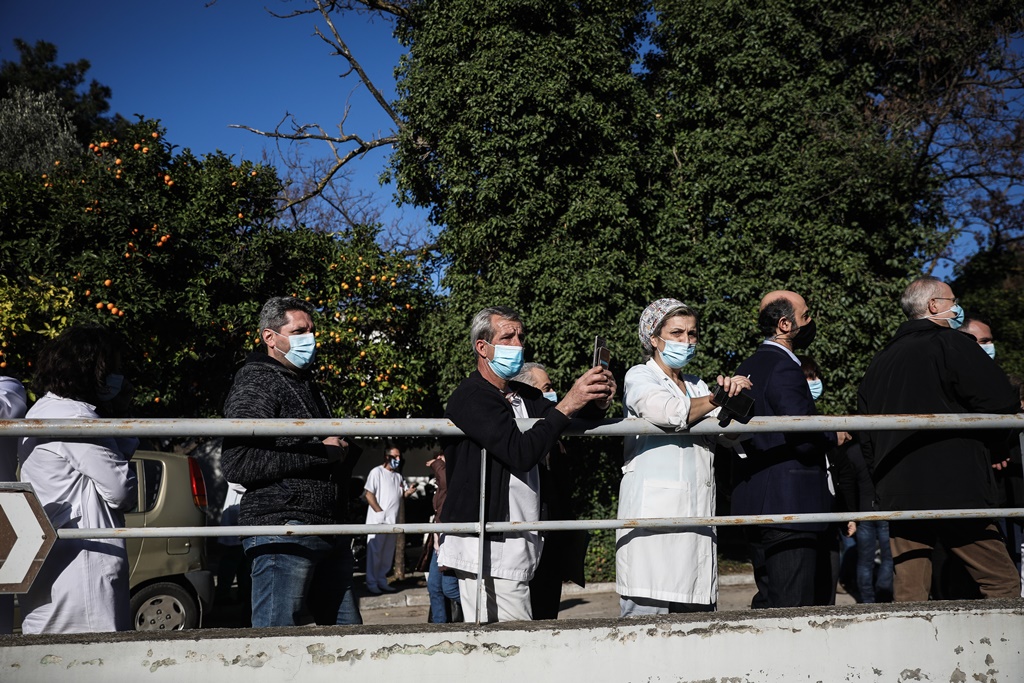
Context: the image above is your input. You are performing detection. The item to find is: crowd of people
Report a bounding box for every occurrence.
[2,276,1021,633]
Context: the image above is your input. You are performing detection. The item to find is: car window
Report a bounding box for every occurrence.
[143,458,163,512]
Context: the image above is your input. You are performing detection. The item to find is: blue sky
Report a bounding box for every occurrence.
[0,0,427,234]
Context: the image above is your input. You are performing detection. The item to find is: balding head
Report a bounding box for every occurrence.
[759,290,803,313]
[757,290,809,340]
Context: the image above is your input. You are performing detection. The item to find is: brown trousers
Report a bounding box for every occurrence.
[889,519,1020,602]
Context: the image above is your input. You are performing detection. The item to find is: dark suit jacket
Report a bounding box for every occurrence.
[730,343,836,531]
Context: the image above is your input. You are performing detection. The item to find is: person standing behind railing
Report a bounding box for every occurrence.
[425,452,462,623]
[436,306,615,623]
[960,319,1023,578]
[0,374,27,634]
[731,290,844,609]
[363,447,416,594]
[221,296,362,627]
[17,325,138,634]
[511,362,591,620]
[616,298,752,617]
[858,276,1021,602]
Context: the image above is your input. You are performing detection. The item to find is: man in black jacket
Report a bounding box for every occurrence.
[858,276,1020,602]
[221,296,361,627]
[436,306,615,622]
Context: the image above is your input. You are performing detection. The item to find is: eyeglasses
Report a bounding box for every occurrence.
[932,296,958,305]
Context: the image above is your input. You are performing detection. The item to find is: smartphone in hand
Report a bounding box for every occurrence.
[593,335,610,370]
[711,384,754,424]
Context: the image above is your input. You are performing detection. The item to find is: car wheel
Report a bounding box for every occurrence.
[131,582,199,631]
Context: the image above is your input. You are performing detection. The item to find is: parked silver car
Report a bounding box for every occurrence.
[125,450,213,630]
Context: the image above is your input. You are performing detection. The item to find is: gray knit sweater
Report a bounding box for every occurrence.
[221,352,344,526]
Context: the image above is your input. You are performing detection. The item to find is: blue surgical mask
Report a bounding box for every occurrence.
[96,373,124,402]
[980,343,996,360]
[929,303,965,330]
[808,379,823,401]
[657,337,696,369]
[271,330,316,369]
[543,390,558,403]
[486,342,524,379]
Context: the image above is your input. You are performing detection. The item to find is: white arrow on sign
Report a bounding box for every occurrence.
[0,484,57,593]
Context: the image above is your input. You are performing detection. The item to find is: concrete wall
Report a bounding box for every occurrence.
[2,600,1021,682]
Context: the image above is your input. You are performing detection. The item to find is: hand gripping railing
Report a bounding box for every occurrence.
[2,413,1022,623]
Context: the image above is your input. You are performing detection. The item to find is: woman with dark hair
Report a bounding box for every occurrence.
[18,325,138,634]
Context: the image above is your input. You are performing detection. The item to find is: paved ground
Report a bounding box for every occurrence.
[357,574,856,626]
[207,572,856,628]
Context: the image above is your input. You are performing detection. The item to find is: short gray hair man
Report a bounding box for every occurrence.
[899,276,947,320]
[468,306,523,353]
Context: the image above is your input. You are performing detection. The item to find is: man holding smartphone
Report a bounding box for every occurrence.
[436,306,615,622]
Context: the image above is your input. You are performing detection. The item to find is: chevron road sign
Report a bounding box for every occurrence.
[0,483,56,593]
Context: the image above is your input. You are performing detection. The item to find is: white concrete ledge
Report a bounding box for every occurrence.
[2,600,1020,682]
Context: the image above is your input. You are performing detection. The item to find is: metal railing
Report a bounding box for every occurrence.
[3,414,1023,623]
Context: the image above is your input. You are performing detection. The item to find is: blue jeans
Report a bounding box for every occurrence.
[856,521,893,603]
[243,522,362,627]
[427,549,460,623]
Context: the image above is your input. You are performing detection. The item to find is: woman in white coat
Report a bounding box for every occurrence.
[617,298,752,616]
[18,325,138,634]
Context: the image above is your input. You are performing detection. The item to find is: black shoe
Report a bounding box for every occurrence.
[448,597,464,623]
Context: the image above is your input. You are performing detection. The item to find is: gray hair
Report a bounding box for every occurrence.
[258,296,315,333]
[512,362,547,386]
[900,276,946,320]
[469,306,523,353]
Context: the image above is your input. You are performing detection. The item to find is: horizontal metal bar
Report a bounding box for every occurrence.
[55,508,1024,540]
[1,413,1022,438]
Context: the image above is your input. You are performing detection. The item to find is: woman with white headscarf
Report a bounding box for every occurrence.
[616,298,752,616]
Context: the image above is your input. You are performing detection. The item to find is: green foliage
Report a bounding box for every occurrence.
[0,39,122,146]
[0,87,80,174]
[645,0,948,413]
[391,0,979,416]
[394,0,658,396]
[0,119,436,419]
[582,493,618,584]
[955,244,1024,383]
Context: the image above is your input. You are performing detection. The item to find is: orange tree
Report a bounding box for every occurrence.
[0,118,435,419]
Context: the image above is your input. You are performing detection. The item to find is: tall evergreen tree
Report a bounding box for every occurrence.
[393,0,657,396]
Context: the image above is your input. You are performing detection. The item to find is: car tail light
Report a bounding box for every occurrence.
[188,457,208,509]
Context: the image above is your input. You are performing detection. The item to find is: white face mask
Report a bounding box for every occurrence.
[980,343,996,360]
[270,329,316,369]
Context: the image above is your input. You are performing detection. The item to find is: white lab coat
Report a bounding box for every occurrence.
[616,360,720,605]
[0,376,27,634]
[18,393,138,634]
[0,376,28,482]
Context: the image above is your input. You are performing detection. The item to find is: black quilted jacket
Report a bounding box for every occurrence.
[221,353,350,526]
